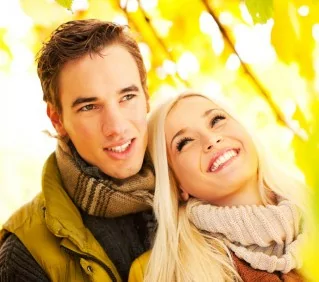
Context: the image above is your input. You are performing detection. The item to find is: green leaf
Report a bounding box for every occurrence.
[245,0,273,24]
[55,0,73,10]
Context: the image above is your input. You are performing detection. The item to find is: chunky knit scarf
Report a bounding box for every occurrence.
[55,139,155,217]
[190,199,305,273]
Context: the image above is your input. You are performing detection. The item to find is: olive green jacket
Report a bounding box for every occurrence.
[0,153,123,281]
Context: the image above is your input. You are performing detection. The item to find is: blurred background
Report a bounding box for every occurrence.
[0,0,318,279]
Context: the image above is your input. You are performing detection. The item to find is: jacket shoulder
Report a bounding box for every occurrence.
[0,194,73,281]
[128,250,151,282]
[2,193,45,234]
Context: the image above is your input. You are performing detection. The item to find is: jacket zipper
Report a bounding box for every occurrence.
[61,246,117,282]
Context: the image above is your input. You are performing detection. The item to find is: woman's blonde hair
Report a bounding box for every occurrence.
[145,92,308,282]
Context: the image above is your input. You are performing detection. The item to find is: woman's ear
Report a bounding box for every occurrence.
[168,167,189,201]
[180,186,190,201]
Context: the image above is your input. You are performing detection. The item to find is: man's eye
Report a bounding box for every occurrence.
[121,94,136,102]
[79,104,96,112]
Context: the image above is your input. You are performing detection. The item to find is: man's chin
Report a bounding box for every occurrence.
[105,162,145,180]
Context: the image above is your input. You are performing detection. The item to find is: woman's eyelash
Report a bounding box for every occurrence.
[211,114,226,127]
[175,114,226,152]
[176,137,193,152]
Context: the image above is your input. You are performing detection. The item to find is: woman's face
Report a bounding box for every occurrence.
[165,96,259,205]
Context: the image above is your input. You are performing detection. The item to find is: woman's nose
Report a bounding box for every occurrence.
[204,135,223,152]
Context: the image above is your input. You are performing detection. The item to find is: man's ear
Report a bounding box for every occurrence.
[46,103,67,136]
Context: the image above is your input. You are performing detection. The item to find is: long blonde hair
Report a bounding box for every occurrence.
[145,92,308,282]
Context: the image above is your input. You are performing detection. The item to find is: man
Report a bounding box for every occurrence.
[0,19,155,281]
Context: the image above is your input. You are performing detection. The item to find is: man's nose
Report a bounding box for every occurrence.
[203,135,223,152]
[101,107,128,138]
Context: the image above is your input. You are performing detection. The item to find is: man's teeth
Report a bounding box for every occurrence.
[107,140,132,153]
[210,150,237,172]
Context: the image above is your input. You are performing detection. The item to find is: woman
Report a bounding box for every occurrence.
[129,92,308,282]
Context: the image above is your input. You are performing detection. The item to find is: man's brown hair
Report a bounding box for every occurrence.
[37,19,148,114]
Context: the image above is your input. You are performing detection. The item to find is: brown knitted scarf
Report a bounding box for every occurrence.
[55,139,155,217]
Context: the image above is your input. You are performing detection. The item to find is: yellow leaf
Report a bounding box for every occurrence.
[76,0,116,21]
[271,0,299,64]
[20,0,72,26]
[0,28,12,59]
[271,0,316,80]
[293,0,316,80]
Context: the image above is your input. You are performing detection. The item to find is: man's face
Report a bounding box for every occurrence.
[48,44,148,179]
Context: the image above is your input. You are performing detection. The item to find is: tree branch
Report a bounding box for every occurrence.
[136,0,191,87]
[116,0,190,87]
[201,0,305,140]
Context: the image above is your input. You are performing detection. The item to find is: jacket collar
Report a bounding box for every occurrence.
[41,153,108,259]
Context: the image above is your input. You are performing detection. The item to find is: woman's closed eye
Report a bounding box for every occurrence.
[176,137,194,152]
[210,114,226,127]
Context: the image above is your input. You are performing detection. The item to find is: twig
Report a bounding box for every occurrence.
[136,0,191,87]
[201,0,304,139]
[116,0,190,87]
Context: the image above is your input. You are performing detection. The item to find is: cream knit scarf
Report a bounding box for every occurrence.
[190,198,305,273]
[55,139,154,217]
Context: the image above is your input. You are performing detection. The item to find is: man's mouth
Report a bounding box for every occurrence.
[104,139,133,153]
[208,148,239,172]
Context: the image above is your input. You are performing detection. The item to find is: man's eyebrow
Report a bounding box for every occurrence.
[71,97,98,108]
[118,84,140,94]
[170,128,187,149]
[71,84,140,108]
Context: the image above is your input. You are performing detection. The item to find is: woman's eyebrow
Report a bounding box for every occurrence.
[202,108,219,118]
[170,108,223,148]
[170,128,187,149]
